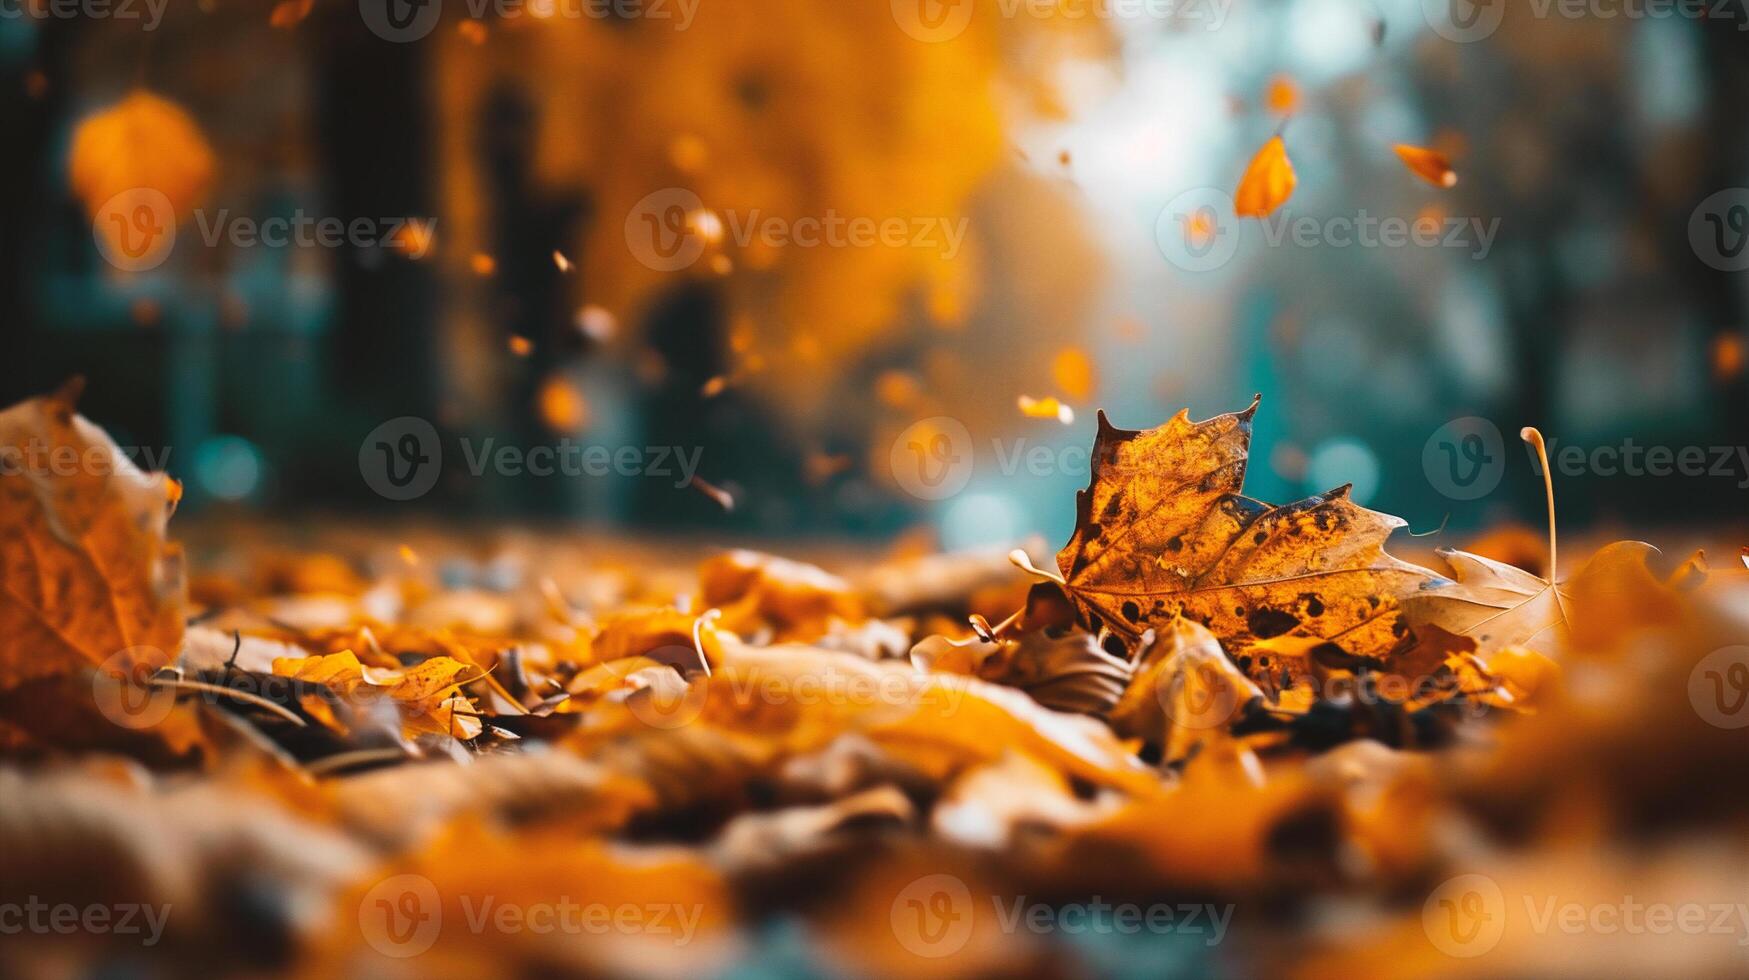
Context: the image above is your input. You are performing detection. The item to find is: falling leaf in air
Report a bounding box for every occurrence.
[1235,135,1296,218]
[268,0,312,28]
[689,476,736,512]
[1393,144,1458,188]
[69,90,215,248]
[470,253,497,276]
[1018,395,1074,424]
[537,374,589,433]
[508,335,533,357]
[553,250,573,272]
[1051,346,1096,401]
[1264,75,1300,115]
[386,218,435,258]
[1048,398,1443,668]
[457,19,489,44]
[575,304,617,342]
[1712,333,1744,380]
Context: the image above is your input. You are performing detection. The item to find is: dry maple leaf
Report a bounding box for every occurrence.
[1235,134,1297,218]
[1403,540,1662,656]
[0,380,185,691]
[1052,398,1443,667]
[1401,428,1658,655]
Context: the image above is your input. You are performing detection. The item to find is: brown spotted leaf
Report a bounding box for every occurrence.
[0,380,185,690]
[1054,399,1443,667]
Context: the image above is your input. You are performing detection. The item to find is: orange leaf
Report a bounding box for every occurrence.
[1235,135,1296,218]
[69,91,214,239]
[268,0,312,28]
[1264,75,1300,116]
[1017,395,1074,424]
[0,381,185,691]
[1393,143,1458,188]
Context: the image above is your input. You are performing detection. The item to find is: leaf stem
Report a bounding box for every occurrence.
[1008,549,1067,587]
[1520,426,1557,580]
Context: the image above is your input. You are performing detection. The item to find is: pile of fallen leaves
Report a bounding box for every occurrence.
[4,383,1747,979]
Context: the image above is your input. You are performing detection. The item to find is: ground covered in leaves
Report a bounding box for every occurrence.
[4,386,1749,979]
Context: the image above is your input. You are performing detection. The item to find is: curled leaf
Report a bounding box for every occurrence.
[1236,135,1296,218]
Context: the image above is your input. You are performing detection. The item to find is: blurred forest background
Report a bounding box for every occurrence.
[4,0,1747,547]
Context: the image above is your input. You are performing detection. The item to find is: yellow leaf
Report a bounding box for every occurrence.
[1235,135,1296,218]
